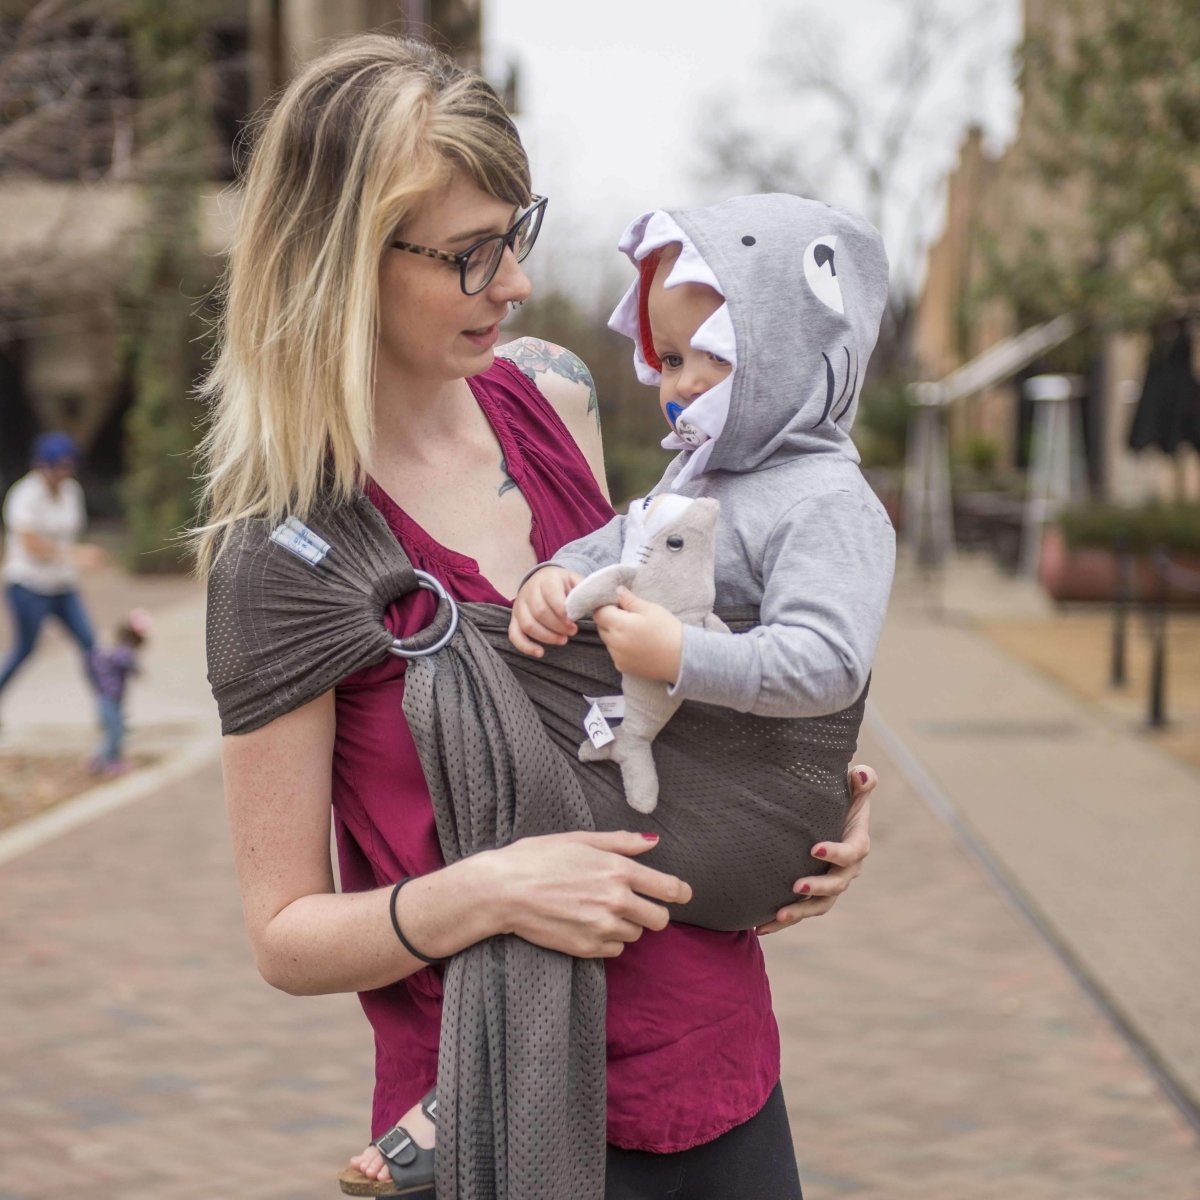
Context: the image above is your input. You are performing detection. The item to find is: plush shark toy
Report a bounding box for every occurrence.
[564,494,729,813]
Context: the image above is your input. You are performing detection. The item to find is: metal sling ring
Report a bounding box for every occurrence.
[388,570,461,658]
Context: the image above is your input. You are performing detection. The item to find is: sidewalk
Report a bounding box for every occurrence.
[870,555,1200,1122]
[1,554,1198,1198]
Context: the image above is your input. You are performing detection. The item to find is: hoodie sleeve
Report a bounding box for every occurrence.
[548,512,627,577]
[669,490,895,717]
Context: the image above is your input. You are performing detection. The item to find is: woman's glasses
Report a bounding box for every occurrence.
[390,195,548,296]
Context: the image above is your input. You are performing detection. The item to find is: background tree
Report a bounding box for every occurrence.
[994,0,1200,327]
[697,0,1007,366]
[118,0,212,570]
[694,0,1012,467]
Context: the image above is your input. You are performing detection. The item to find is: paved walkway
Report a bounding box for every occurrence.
[871,556,1200,1119]
[1,554,1198,1198]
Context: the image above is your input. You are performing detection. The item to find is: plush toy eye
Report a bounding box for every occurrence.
[666,535,684,551]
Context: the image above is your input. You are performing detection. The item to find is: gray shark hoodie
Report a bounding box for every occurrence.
[551,193,895,717]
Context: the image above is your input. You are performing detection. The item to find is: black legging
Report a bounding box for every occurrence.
[605,1084,802,1200]
[385,1085,801,1200]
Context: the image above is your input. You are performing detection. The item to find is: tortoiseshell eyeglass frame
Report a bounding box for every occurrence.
[389,195,547,295]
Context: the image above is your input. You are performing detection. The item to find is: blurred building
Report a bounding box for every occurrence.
[913,0,1198,504]
[0,0,485,511]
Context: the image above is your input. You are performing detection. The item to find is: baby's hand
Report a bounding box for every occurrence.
[509,566,581,657]
[593,588,683,684]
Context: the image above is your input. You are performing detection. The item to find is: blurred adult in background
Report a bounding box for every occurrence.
[0,432,103,717]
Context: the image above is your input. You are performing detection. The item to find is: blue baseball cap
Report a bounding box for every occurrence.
[32,431,79,468]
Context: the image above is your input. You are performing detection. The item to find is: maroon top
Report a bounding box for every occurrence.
[332,356,779,1153]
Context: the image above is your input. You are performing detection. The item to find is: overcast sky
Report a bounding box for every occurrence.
[484,0,1022,305]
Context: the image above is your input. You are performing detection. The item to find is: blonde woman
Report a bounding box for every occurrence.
[197,35,877,1199]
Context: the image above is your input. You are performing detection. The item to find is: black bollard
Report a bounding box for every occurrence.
[1110,538,1132,689]
[1147,547,1169,729]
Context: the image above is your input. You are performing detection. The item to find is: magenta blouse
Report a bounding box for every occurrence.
[331,356,779,1153]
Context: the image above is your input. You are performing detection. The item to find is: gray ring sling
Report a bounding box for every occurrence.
[206,492,865,1200]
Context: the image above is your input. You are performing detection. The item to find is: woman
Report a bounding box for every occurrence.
[0,432,99,713]
[196,35,876,1199]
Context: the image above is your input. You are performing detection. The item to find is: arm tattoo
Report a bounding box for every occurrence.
[498,453,518,497]
[500,337,601,430]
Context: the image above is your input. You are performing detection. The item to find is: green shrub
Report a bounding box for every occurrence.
[961,434,1000,476]
[1058,502,1200,554]
[855,374,910,469]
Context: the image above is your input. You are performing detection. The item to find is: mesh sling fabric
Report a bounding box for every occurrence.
[206,493,865,1200]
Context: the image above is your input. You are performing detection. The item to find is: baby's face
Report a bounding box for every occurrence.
[647,249,732,433]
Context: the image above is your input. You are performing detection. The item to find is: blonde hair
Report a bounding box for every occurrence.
[193,34,531,574]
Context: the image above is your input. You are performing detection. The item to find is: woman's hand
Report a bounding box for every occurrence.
[509,565,580,657]
[756,764,876,935]
[487,829,692,957]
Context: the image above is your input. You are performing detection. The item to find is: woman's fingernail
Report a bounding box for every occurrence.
[856,769,869,785]
[640,832,659,841]
[797,883,811,894]
[814,846,828,858]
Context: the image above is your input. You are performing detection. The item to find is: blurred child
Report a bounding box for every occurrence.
[88,608,152,776]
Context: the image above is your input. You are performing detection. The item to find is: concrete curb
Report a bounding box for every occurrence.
[0,737,220,866]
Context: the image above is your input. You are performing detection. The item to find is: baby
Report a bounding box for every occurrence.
[513,193,895,732]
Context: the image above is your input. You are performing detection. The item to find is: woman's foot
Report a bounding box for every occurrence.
[347,1098,435,1185]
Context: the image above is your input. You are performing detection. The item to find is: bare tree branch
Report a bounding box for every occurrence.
[695,0,1008,373]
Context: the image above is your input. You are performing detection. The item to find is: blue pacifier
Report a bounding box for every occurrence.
[665,401,686,429]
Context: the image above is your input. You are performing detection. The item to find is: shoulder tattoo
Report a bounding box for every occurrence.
[498,453,518,497]
[500,337,600,429]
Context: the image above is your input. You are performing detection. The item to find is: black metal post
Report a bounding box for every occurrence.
[1110,536,1131,689]
[1147,546,1169,729]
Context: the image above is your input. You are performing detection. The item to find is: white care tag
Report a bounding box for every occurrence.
[584,694,626,720]
[583,702,616,749]
[269,517,331,566]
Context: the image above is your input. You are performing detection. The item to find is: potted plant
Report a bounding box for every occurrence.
[1039,502,1200,603]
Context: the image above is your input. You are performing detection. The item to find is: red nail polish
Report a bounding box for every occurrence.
[856,769,869,785]
[814,846,827,858]
[798,883,811,894]
[640,832,659,841]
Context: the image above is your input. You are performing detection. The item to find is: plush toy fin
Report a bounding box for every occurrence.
[565,564,638,621]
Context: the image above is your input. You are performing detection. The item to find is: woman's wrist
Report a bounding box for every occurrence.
[399,851,510,959]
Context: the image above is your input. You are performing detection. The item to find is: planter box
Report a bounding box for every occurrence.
[1037,526,1200,605]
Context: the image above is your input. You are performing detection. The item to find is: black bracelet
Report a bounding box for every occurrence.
[389,877,445,965]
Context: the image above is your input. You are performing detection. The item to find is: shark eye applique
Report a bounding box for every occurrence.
[803,235,844,314]
[666,535,684,551]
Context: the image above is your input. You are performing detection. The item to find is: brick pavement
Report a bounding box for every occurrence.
[3,730,1199,1199]
[2,551,1199,1197]
[0,758,374,1200]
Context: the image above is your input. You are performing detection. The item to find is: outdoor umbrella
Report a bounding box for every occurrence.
[1128,321,1200,454]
